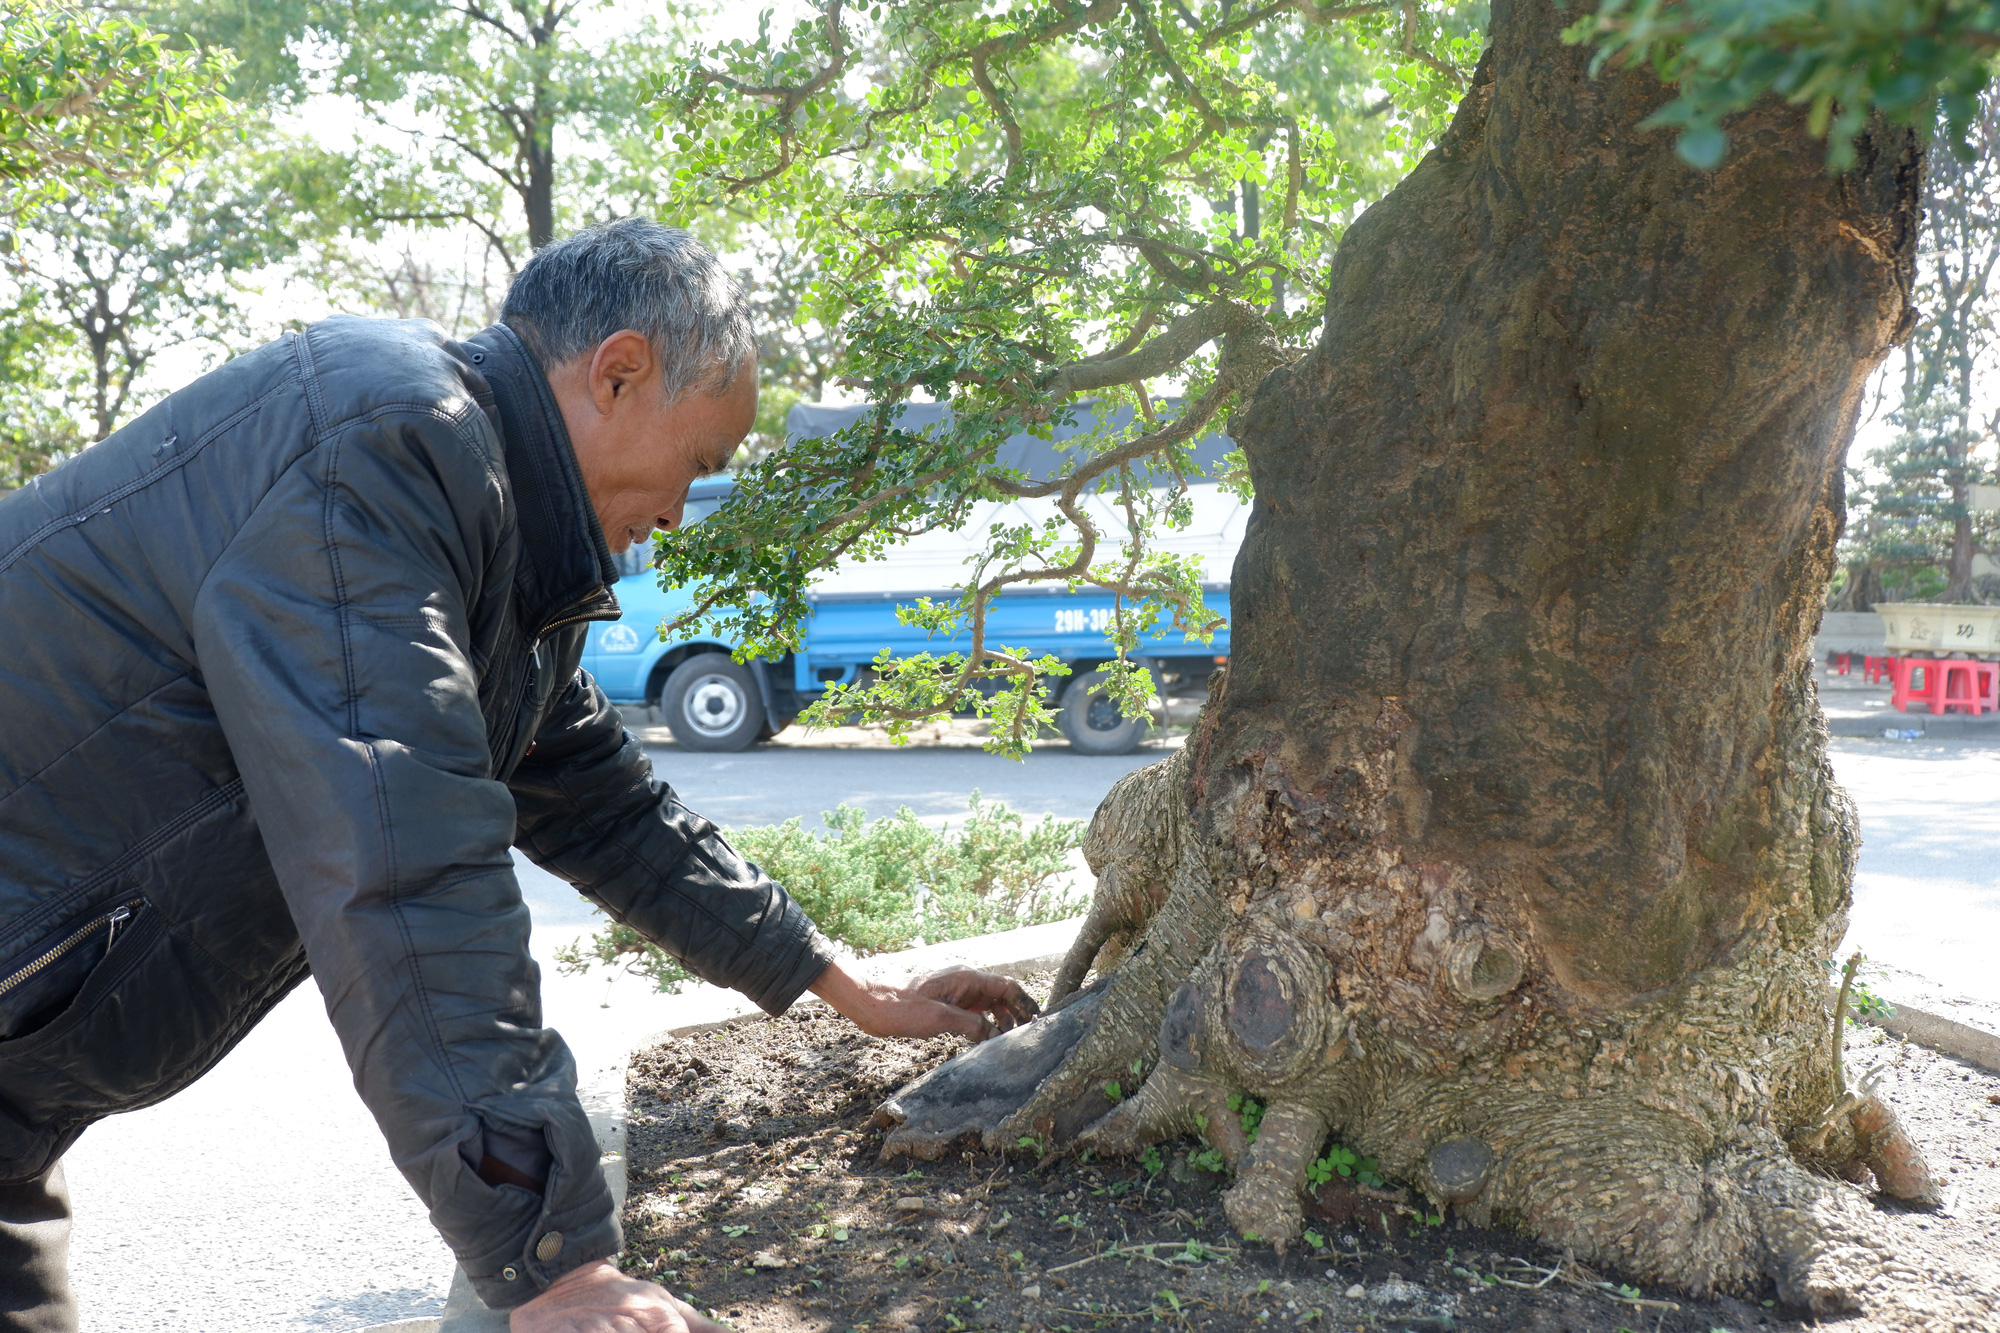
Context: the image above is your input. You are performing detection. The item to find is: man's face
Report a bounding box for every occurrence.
[549,329,758,554]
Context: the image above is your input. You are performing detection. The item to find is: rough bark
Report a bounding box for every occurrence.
[876,0,1956,1315]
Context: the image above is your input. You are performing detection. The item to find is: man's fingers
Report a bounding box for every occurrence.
[923,999,993,1043]
[509,1260,714,1332]
[999,978,1041,1023]
[914,968,1042,1025]
[859,994,992,1043]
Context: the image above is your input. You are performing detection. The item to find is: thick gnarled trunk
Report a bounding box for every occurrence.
[877,0,1950,1314]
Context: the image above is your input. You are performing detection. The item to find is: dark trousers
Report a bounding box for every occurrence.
[0,1164,75,1333]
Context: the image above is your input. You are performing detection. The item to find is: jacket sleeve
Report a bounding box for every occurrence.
[508,669,835,1015]
[190,401,617,1311]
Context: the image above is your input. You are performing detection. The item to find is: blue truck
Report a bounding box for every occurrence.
[581,401,1245,754]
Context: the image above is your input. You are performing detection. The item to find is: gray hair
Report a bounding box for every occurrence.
[502,219,755,401]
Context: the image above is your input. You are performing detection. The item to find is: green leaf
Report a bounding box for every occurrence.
[1674,125,1728,170]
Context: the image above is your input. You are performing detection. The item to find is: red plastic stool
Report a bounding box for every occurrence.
[1865,654,1896,684]
[1937,660,1998,715]
[1826,651,1852,676]
[1891,657,1944,712]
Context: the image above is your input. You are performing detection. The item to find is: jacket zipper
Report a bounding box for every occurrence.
[537,587,620,638]
[493,588,618,774]
[494,638,542,762]
[0,900,142,999]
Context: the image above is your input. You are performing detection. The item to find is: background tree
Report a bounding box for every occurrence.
[643,0,1997,1317]
[0,1,238,475]
[0,292,86,489]
[1837,94,2000,607]
[154,0,688,258]
[2,147,319,439]
[0,0,236,215]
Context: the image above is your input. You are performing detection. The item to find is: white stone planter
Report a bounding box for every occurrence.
[1874,603,2000,656]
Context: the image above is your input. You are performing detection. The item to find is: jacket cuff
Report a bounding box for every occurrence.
[463,1162,623,1310]
[753,921,838,1016]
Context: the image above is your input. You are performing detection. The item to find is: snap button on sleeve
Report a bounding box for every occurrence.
[535,1231,564,1262]
[501,1266,518,1282]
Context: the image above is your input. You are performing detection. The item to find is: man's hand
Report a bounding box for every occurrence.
[510,1260,724,1332]
[810,961,1041,1042]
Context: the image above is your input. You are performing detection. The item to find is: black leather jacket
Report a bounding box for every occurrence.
[0,318,833,1307]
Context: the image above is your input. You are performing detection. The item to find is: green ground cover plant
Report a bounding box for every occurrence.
[556,793,1084,992]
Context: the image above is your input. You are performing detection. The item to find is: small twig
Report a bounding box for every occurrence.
[1832,949,1862,1091]
[1482,1258,1561,1290]
[1046,1240,1239,1274]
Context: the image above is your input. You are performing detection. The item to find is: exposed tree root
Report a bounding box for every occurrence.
[1048,746,1193,1007]
[877,669,1946,1316]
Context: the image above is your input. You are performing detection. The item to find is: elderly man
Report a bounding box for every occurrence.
[0,219,1035,1333]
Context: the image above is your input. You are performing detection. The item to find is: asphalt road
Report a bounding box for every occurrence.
[56,729,1998,1332]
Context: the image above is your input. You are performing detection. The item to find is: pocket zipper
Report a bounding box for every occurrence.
[0,900,143,999]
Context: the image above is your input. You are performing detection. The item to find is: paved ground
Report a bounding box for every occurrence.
[58,721,1998,1331]
[1828,733,2000,1016]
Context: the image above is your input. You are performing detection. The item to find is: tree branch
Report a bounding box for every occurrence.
[1401,0,1463,85]
[1204,0,1393,46]
[1043,298,1266,396]
[1078,308,1162,365]
[694,0,850,116]
[968,50,1025,179]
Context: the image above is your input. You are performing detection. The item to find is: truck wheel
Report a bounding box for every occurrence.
[1058,669,1152,755]
[660,653,766,752]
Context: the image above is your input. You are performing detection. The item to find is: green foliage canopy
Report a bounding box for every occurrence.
[155,0,691,256]
[3,147,330,441]
[0,2,236,213]
[1570,0,2000,169]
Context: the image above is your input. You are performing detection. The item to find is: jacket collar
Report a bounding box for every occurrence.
[461,323,622,638]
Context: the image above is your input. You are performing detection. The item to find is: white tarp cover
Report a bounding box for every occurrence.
[784,400,1246,597]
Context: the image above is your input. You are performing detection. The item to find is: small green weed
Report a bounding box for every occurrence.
[1830,952,1897,1024]
[1227,1092,1265,1142]
[1308,1141,1383,1188]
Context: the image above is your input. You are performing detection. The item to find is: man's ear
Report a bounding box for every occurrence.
[587,330,654,415]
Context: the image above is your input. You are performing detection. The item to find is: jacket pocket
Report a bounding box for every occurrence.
[0,900,147,1042]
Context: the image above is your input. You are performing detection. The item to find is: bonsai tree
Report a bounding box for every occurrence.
[650,0,1991,1313]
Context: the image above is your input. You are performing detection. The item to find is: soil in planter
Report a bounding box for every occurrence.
[620,977,2000,1333]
